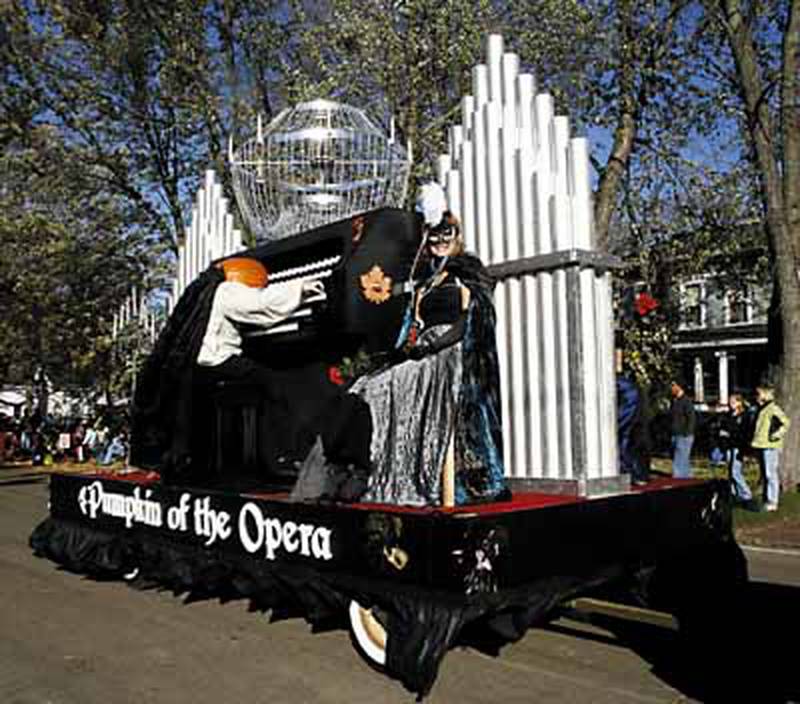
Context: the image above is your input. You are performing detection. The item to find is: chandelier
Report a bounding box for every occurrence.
[229,99,412,242]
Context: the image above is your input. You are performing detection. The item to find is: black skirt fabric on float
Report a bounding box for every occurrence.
[352,325,462,506]
[348,253,509,507]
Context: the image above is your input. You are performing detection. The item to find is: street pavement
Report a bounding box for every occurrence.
[2,465,799,704]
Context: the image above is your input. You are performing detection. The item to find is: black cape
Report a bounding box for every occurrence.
[130,267,224,477]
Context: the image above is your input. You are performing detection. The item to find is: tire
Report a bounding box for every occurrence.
[348,600,387,670]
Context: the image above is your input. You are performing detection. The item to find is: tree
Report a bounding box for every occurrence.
[289,0,498,184]
[708,0,800,489]
[0,125,159,398]
[1,0,304,249]
[0,0,302,398]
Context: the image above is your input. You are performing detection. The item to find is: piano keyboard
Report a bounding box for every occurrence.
[250,254,342,337]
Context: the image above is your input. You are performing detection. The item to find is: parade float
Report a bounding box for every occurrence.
[31,35,745,697]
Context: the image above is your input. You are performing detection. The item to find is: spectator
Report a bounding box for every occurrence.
[0,418,8,463]
[56,429,71,462]
[670,380,695,478]
[31,431,48,467]
[723,393,755,505]
[752,385,791,512]
[19,421,32,456]
[706,403,728,468]
[617,375,651,486]
[98,431,127,466]
[71,421,86,462]
[82,422,99,462]
[94,422,110,462]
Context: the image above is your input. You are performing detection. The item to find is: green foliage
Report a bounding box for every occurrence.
[0,0,296,394]
[617,308,675,395]
[289,0,497,185]
[0,129,158,392]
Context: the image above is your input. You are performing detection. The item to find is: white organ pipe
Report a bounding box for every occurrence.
[471,63,490,267]
[533,93,560,479]
[178,241,186,297]
[450,125,463,163]
[597,271,618,477]
[193,206,202,283]
[553,116,574,479]
[501,54,527,478]
[461,95,474,141]
[570,138,592,248]
[472,104,489,262]
[214,195,227,261]
[437,154,451,189]
[516,72,543,476]
[171,170,245,300]
[487,34,504,103]
[570,138,602,478]
[447,170,462,228]
[224,213,234,256]
[484,100,512,473]
[211,183,224,262]
[473,65,489,109]
[501,53,519,113]
[460,140,476,253]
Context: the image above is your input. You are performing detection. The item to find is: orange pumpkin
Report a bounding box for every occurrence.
[220,257,269,288]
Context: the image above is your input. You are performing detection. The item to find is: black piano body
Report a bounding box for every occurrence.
[190,208,422,488]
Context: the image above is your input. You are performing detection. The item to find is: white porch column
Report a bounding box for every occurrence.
[717,351,729,405]
[694,356,705,404]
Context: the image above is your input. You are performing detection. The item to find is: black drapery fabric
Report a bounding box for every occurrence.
[29,513,747,698]
[130,267,224,476]
[129,264,374,486]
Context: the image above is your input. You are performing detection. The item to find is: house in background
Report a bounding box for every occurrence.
[0,387,27,419]
[672,274,770,408]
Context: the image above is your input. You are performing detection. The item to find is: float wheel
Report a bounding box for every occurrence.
[348,600,387,669]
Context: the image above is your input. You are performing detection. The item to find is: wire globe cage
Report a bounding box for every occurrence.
[229,99,412,242]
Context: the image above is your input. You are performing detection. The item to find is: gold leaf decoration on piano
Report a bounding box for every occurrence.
[360,265,392,305]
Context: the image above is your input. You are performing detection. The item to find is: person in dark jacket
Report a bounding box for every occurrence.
[670,380,695,478]
[617,375,651,485]
[722,393,754,503]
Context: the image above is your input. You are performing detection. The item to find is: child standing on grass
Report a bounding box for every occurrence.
[752,385,791,512]
[723,394,754,504]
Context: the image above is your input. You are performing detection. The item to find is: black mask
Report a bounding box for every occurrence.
[426,222,457,245]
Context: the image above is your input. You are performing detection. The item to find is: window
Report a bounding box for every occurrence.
[726,286,751,325]
[680,282,705,329]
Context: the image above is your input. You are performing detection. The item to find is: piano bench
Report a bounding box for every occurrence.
[210,381,264,475]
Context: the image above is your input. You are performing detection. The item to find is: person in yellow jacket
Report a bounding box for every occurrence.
[751,385,791,511]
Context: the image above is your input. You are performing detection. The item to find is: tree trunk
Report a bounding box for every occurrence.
[777,0,800,490]
[720,0,800,490]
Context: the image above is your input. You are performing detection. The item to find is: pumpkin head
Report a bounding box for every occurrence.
[220,257,269,288]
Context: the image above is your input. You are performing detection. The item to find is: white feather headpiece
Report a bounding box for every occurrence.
[415,182,448,227]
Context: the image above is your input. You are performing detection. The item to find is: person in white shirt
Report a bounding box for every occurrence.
[197,277,322,372]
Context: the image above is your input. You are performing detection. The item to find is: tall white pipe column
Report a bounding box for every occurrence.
[168,169,245,314]
[436,34,622,495]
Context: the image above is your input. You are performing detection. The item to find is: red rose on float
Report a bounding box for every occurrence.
[635,292,659,316]
[328,366,345,386]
